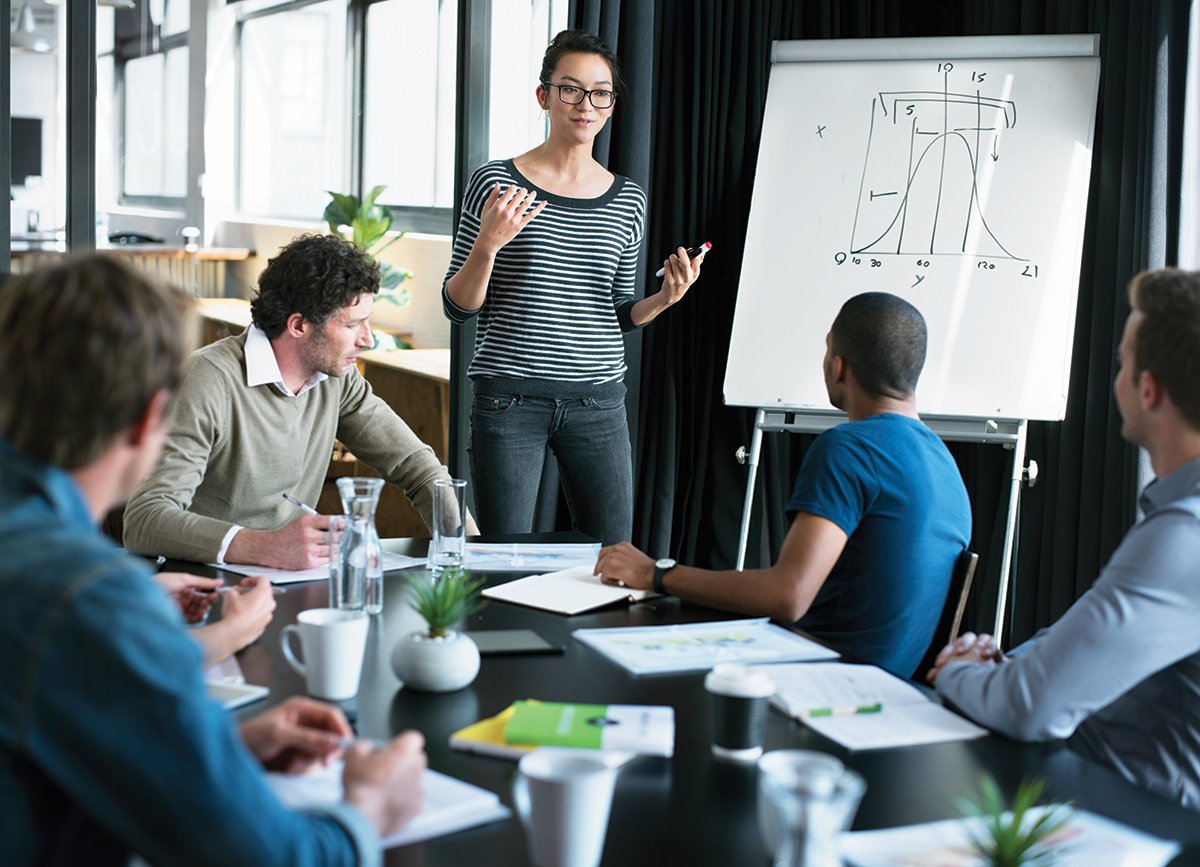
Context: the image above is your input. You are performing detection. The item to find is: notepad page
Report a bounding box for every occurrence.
[213,550,426,584]
[481,566,653,614]
[766,662,931,717]
[763,662,987,750]
[264,762,510,847]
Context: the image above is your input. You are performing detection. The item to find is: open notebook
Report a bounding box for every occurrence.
[264,761,510,848]
[482,565,657,615]
[767,661,987,749]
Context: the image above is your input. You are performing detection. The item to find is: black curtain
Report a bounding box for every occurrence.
[627,0,1196,644]
[964,0,1197,640]
[568,0,658,456]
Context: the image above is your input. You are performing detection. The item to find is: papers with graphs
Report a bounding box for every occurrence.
[573,618,839,675]
[841,807,1181,866]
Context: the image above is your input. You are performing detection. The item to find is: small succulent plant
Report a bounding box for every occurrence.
[959,776,1074,867]
[404,569,485,639]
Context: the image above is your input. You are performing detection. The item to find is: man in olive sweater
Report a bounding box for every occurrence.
[125,233,464,569]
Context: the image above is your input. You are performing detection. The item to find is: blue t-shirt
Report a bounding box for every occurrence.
[787,414,971,677]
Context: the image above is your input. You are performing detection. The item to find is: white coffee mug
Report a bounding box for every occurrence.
[280,608,369,700]
[513,749,618,867]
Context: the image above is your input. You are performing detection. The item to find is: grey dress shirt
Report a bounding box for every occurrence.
[937,453,1200,811]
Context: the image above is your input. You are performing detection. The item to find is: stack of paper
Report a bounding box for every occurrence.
[841,807,1181,866]
[767,662,987,749]
[482,565,656,614]
[264,762,510,847]
[464,542,601,571]
[214,550,426,584]
[573,619,839,675]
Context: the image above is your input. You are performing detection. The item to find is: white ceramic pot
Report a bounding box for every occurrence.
[391,630,480,693]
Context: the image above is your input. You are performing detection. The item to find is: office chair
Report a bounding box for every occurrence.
[917,549,980,678]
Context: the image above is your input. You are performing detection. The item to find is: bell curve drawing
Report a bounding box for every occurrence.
[850,65,1025,262]
[726,36,1101,421]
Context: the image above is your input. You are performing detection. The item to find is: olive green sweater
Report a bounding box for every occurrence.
[124,331,450,563]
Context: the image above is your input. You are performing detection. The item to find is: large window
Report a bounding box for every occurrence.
[231,0,565,230]
[486,0,567,161]
[113,0,190,203]
[362,0,458,220]
[238,0,347,219]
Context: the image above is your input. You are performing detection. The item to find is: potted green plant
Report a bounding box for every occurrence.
[323,185,414,310]
[960,776,1074,867]
[391,569,486,692]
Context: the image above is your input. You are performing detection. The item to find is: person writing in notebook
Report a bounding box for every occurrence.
[930,269,1200,811]
[595,292,971,678]
[0,255,426,864]
[124,233,470,569]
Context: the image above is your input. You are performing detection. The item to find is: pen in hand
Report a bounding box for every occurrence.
[203,584,286,596]
[337,736,387,752]
[655,241,712,278]
[282,492,320,516]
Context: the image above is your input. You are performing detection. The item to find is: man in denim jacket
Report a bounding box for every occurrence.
[0,257,426,865]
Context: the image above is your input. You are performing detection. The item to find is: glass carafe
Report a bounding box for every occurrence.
[335,477,385,614]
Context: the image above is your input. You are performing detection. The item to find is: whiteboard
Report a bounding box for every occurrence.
[724,36,1101,421]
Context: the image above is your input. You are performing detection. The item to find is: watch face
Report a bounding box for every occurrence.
[656,558,676,570]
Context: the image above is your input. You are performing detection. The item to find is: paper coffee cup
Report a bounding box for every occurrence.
[705,663,776,761]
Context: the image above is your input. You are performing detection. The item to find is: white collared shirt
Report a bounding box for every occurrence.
[244,323,327,397]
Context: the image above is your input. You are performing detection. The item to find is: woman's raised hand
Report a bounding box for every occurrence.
[476,182,548,255]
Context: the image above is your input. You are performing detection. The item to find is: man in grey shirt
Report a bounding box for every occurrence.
[929,268,1200,812]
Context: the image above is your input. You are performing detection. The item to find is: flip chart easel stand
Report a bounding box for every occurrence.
[734,409,1036,645]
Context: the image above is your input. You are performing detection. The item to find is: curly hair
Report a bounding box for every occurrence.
[250,234,380,338]
[539,29,625,98]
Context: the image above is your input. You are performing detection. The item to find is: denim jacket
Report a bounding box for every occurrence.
[0,439,379,866]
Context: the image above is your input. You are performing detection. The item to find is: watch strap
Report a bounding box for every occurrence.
[652,559,675,595]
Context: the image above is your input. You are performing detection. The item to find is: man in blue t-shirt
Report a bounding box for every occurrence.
[596,292,971,677]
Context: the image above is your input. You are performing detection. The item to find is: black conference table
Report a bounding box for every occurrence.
[177,535,1200,866]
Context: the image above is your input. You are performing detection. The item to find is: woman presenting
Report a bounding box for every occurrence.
[442,29,704,545]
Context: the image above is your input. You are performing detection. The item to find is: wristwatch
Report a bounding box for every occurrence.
[652,558,676,595]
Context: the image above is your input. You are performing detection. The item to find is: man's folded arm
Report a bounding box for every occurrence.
[936,510,1200,741]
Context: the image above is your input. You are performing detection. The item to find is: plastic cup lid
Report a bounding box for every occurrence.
[704,663,776,698]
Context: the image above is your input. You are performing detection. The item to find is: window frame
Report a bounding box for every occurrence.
[233,0,351,221]
[110,3,190,209]
[355,0,455,235]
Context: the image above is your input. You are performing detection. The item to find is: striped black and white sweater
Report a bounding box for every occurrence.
[442,159,647,399]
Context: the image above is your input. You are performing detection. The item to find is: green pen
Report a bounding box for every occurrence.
[804,703,883,718]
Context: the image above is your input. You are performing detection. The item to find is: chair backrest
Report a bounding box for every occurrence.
[916,549,979,677]
[945,550,980,644]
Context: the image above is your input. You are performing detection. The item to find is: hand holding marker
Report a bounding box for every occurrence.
[655,241,712,278]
